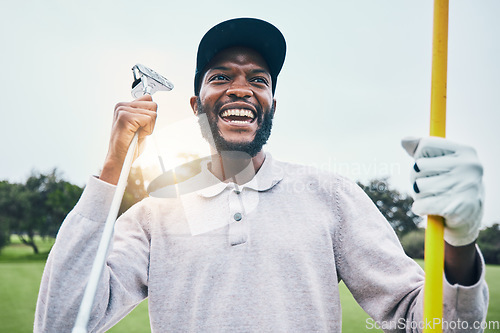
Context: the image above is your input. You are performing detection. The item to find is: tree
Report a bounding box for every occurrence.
[357,178,422,238]
[7,169,83,254]
[476,223,500,265]
[399,229,425,259]
[45,180,84,237]
[0,181,31,252]
[0,181,15,251]
[119,166,148,215]
[399,223,500,263]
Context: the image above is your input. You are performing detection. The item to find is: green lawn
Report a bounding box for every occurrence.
[1,238,498,332]
[0,235,55,262]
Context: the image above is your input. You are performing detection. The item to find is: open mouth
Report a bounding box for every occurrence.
[219,109,256,124]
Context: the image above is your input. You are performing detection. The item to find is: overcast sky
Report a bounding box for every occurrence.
[1,0,499,226]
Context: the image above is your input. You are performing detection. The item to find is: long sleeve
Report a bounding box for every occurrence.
[333,177,489,333]
[34,176,151,332]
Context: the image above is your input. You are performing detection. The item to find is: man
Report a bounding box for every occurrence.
[35,18,488,332]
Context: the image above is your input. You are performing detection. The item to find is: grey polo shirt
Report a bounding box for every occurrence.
[35,153,489,332]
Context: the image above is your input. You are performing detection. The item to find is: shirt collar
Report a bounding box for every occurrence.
[197,153,284,198]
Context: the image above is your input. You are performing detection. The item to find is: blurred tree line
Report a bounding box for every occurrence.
[0,169,83,253]
[0,167,146,254]
[1,171,499,265]
[358,178,500,265]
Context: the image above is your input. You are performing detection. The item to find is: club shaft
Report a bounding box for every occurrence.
[72,132,139,333]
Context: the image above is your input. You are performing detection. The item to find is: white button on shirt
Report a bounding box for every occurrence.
[151,154,284,245]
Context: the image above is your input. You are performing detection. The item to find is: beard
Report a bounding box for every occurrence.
[196,97,274,158]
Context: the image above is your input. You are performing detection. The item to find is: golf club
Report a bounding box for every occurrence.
[72,64,173,333]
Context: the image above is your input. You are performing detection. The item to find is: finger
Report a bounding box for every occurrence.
[114,96,157,116]
[401,136,420,157]
[125,113,156,139]
[411,195,448,217]
[115,107,157,135]
[128,99,158,111]
[413,173,457,199]
[107,109,156,163]
[114,103,157,124]
[113,103,157,122]
[412,186,481,226]
[114,97,151,110]
[134,94,153,102]
[410,155,457,185]
[413,181,420,194]
[414,154,458,174]
[121,109,157,134]
[413,167,480,199]
[413,137,460,159]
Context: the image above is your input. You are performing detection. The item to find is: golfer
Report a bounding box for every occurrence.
[35,18,488,332]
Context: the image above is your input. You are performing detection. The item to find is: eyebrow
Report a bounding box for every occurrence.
[250,68,271,76]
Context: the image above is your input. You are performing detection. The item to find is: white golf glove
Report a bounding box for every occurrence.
[401,137,484,246]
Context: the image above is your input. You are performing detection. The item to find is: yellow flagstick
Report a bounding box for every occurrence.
[424,0,448,332]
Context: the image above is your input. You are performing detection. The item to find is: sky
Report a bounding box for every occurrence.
[1,0,499,226]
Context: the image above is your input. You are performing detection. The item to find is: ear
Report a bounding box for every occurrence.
[190,96,199,115]
[271,98,277,118]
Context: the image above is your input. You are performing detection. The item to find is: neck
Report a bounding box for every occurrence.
[209,149,266,185]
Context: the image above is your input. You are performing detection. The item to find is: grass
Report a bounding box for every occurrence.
[0,235,55,262]
[0,262,47,332]
[339,282,382,333]
[485,265,500,330]
[1,238,498,332]
[108,301,150,332]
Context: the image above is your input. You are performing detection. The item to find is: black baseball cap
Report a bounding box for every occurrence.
[194,18,286,95]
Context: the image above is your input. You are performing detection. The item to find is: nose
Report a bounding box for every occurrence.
[226,79,253,98]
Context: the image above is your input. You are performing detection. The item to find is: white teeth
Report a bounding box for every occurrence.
[220,109,255,119]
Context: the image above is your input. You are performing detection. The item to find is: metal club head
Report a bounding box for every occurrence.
[131,64,174,98]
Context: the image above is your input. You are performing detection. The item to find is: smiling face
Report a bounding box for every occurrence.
[190,47,276,157]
